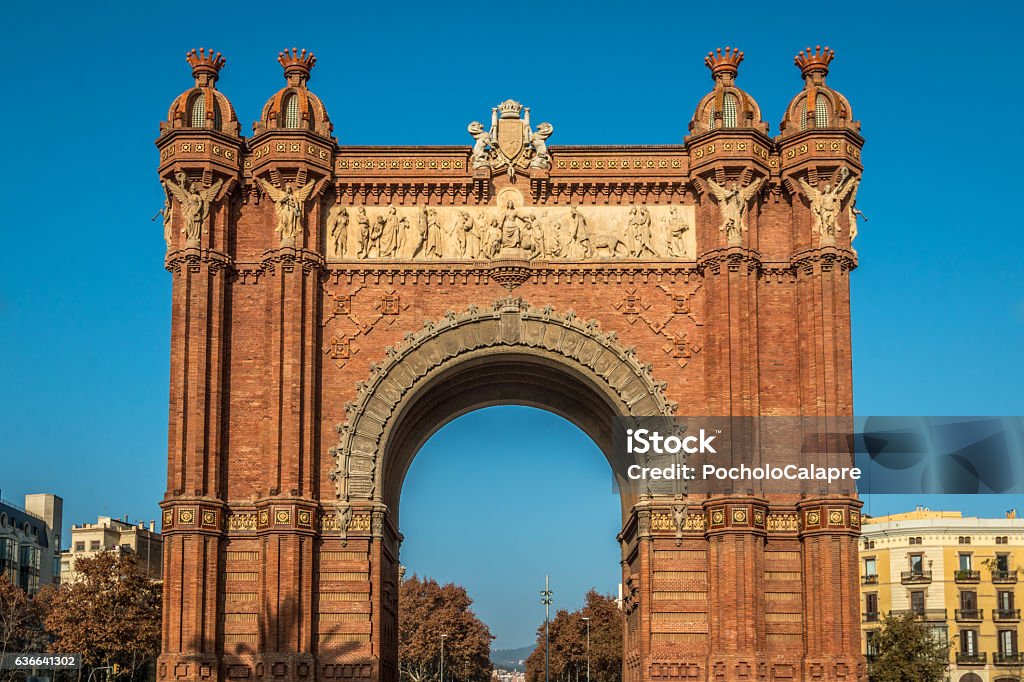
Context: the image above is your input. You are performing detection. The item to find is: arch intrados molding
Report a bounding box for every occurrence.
[329,296,677,506]
[381,350,634,514]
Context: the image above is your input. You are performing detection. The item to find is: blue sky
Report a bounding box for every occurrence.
[1,0,1022,650]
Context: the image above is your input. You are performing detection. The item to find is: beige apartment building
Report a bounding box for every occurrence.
[60,515,163,582]
[0,492,63,593]
[860,509,1024,682]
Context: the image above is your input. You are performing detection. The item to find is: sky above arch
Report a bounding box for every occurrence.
[1,0,1022,650]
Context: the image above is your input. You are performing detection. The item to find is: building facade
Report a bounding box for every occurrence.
[0,492,63,594]
[60,515,163,582]
[157,46,865,682]
[860,509,1024,681]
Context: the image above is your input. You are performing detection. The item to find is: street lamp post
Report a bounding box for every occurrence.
[581,616,590,682]
[440,633,448,682]
[540,576,553,682]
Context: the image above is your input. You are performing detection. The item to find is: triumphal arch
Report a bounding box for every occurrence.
[157,45,865,682]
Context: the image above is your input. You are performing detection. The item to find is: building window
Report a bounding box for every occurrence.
[722,93,738,128]
[89,540,100,551]
[997,590,1015,616]
[284,94,300,129]
[189,94,205,128]
[18,545,40,594]
[1000,629,1018,655]
[707,104,717,130]
[212,101,222,131]
[75,541,84,551]
[960,590,977,612]
[958,536,972,544]
[866,593,878,618]
[959,553,972,570]
[798,101,808,131]
[909,554,924,575]
[0,538,15,584]
[910,590,925,615]
[866,630,878,657]
[909,537,923,545]
[864,557,877,578]
[995,553,1010,571]
[960,629,978,655]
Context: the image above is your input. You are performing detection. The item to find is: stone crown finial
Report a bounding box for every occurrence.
[186,48,225,86]
[795,45,835,78]
[705,47,744,80]
[278,48,317,86]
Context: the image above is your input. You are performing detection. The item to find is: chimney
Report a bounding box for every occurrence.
[149,520,155,533]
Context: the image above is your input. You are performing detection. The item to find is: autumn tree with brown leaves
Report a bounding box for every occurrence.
[42,551,161,681]
[525,591,621,682]
[399,575,493,682]
[0,575,48,682]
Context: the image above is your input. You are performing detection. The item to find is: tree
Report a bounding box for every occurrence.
[867,613,948,682]
[399,575,493,682]
[42,550,161,682]
[526,591,621,682]
[0,575,48,682]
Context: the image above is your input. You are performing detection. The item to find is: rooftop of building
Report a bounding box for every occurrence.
[0,499,50,548]
[862,506,1024,532]
[72,515,157,530]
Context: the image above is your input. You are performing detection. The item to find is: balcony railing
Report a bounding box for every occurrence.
[993,608,1021,622]
[995,652,1023,665]
[955,608,983,621]
[891,608,947,622]
[863,612,880,623]
[901,570,932,584]
[992,570,1019,584]
[955,652,986,665]
[862,574,879,585]
[954,569,981,583]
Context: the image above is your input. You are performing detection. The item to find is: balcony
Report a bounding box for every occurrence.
[863,612,880,623]
[862,574,879,585]
[901,570,932,584]
[992,570,1018,584]
[993,608,1021,622]
[891,608,947,622]
[954,569,981,583]
[955,608,983,621]
[995,652,1023,665]
[955,652,986,666]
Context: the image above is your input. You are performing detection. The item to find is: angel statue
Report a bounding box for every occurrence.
[257,178,317,247]
[797,167,857,243]
[164,171,224,248]
[704,176,765,245]
[528,122,554,169]
[467,121,493,169]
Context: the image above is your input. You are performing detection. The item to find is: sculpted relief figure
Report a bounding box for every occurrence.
[663,207,690,258]
[568,206,593,259]
[627,207,657,258]
[258,178,317,247]
[327,204,349,258]
[467,121,493,169]
[355,207,371,258]
[164,171,223,248]
[704,176,765,245]
[450,211,479,259]
[528,122,554,169]
[798,167,857,244]
[160,182,174,249]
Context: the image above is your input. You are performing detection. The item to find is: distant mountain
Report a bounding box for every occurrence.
[491,645,535,672]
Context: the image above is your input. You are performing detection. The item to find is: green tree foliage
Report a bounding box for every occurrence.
[526,590,621,682]
[399,575,493,682]
[867,613,949,682]
[42,551,161,681]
